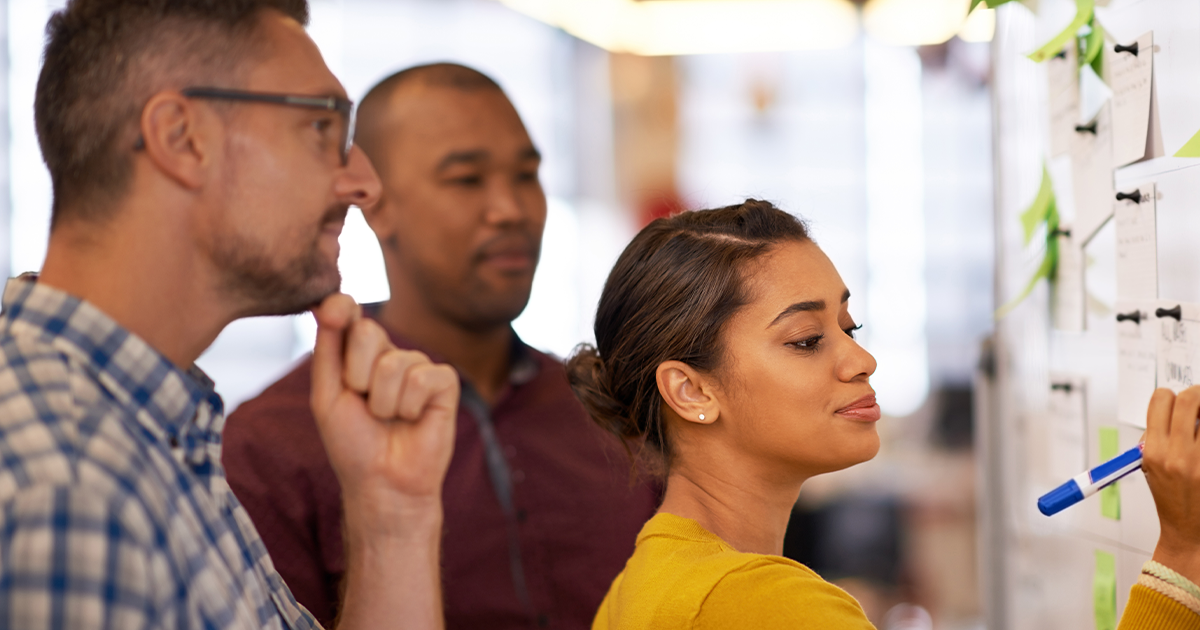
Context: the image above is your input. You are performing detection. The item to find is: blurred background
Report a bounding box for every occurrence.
[0,1,996,628]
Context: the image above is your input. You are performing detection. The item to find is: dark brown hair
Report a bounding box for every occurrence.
[566,199,810,473]
[35,0,309,227]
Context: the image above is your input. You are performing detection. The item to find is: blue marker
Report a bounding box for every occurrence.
[1038,443,1145,516]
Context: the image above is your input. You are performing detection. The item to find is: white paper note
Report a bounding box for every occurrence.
[1048,374,1087,479]
[1116,302,1157,428]
[1156,302,1200,395]
[1109,32,1154,166]
[1071,104,1116,245]
[1114,183,1157,301]
[1080,62,1113,126]
[1054,226,1086,332]
[1048,44,1079,158]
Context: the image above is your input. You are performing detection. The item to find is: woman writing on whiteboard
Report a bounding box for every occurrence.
[567,198,1200,628]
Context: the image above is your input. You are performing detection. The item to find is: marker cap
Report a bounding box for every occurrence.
[1038,479,1084,516]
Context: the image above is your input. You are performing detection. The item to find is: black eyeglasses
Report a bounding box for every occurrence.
[135,86,356,165]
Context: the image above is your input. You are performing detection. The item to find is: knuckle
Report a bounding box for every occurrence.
[377,349,406,376]
[1179,389,1200,407]
[428,365,458,390]
[405,349,432,365]
[1163,460,1186,478]
[1151,388,1177,409]
[362,319,387,344]
[410,365,436,389]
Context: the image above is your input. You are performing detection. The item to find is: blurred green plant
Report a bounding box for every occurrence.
[1028,0,1094,63]
[996,166,1060,319]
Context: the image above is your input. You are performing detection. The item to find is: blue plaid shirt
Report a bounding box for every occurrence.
[0,277,320,629]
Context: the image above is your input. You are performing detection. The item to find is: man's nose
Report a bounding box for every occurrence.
[337,144,383,210]
[484,178,526,225]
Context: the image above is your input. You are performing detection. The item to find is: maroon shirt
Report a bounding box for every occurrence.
[222,318,659,630]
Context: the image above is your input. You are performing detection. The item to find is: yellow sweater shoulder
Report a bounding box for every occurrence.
[593,513,875,630]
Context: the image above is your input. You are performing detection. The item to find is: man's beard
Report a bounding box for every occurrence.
[213,208,346,317]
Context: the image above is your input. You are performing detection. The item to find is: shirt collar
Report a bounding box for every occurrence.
[1,276,224,463]
[361,301,541,387]
[507,332,538,386]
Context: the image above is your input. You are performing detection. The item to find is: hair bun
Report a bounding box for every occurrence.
[565,344,640,442]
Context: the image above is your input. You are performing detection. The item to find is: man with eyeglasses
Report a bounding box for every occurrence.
[0,1,453,629]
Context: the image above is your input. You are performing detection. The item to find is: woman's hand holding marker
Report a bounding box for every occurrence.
[1143,386,1200,588]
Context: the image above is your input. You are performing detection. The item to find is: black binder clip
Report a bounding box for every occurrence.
[1051,228,1072,238]
[1114,42,1139,56]
[1051,382,1074,392]
[1075,122,1098,134]
[1157,305,1183,321]
[1115,190,1142,204]
[1116,311,1143,324]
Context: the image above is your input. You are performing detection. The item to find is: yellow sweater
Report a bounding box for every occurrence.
[594,512,1200,630]
[593,512,874,629]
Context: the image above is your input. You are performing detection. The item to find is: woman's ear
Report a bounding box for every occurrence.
[656,360,719,426]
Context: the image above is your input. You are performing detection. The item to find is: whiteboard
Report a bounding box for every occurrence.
[986,0,1197,626]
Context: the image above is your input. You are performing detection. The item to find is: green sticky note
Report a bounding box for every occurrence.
[996,180,1060,319]
[1094,550,1117,630]
[1029,0,1095,63]
[1174,128,1200,157]
[1019,166,1055,246]
[1099,428,1120,520]
[1081,17,1104,76]
[995,227,1058,319]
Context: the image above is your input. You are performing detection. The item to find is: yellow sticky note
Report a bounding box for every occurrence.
[1094,550,1117,630]
[1174,128,1200,157]
[1099,428,1120,520]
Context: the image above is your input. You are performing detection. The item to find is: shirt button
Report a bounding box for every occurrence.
[168,435,180,449]
[537,614,550,627]
[517,509,528,523]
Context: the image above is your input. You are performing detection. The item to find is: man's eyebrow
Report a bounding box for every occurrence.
[520,147,542,162]
[767,289,851,328]
[436,150,488,172]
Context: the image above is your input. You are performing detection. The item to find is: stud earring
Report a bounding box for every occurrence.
[699,413,706,421]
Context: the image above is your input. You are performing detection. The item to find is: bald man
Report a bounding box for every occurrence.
[223,63,659,630]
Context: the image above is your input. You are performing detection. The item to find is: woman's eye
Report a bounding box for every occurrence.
[788,334,824,352]
[844,324,863,339]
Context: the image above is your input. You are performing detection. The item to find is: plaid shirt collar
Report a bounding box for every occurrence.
[1,276,225,470]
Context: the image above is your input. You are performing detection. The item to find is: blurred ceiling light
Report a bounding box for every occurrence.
[862,0,972,46]
[957,6,995,42]
[498,0,859,55]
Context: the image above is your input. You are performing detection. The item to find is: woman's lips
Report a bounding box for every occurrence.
[836,395,881,422]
